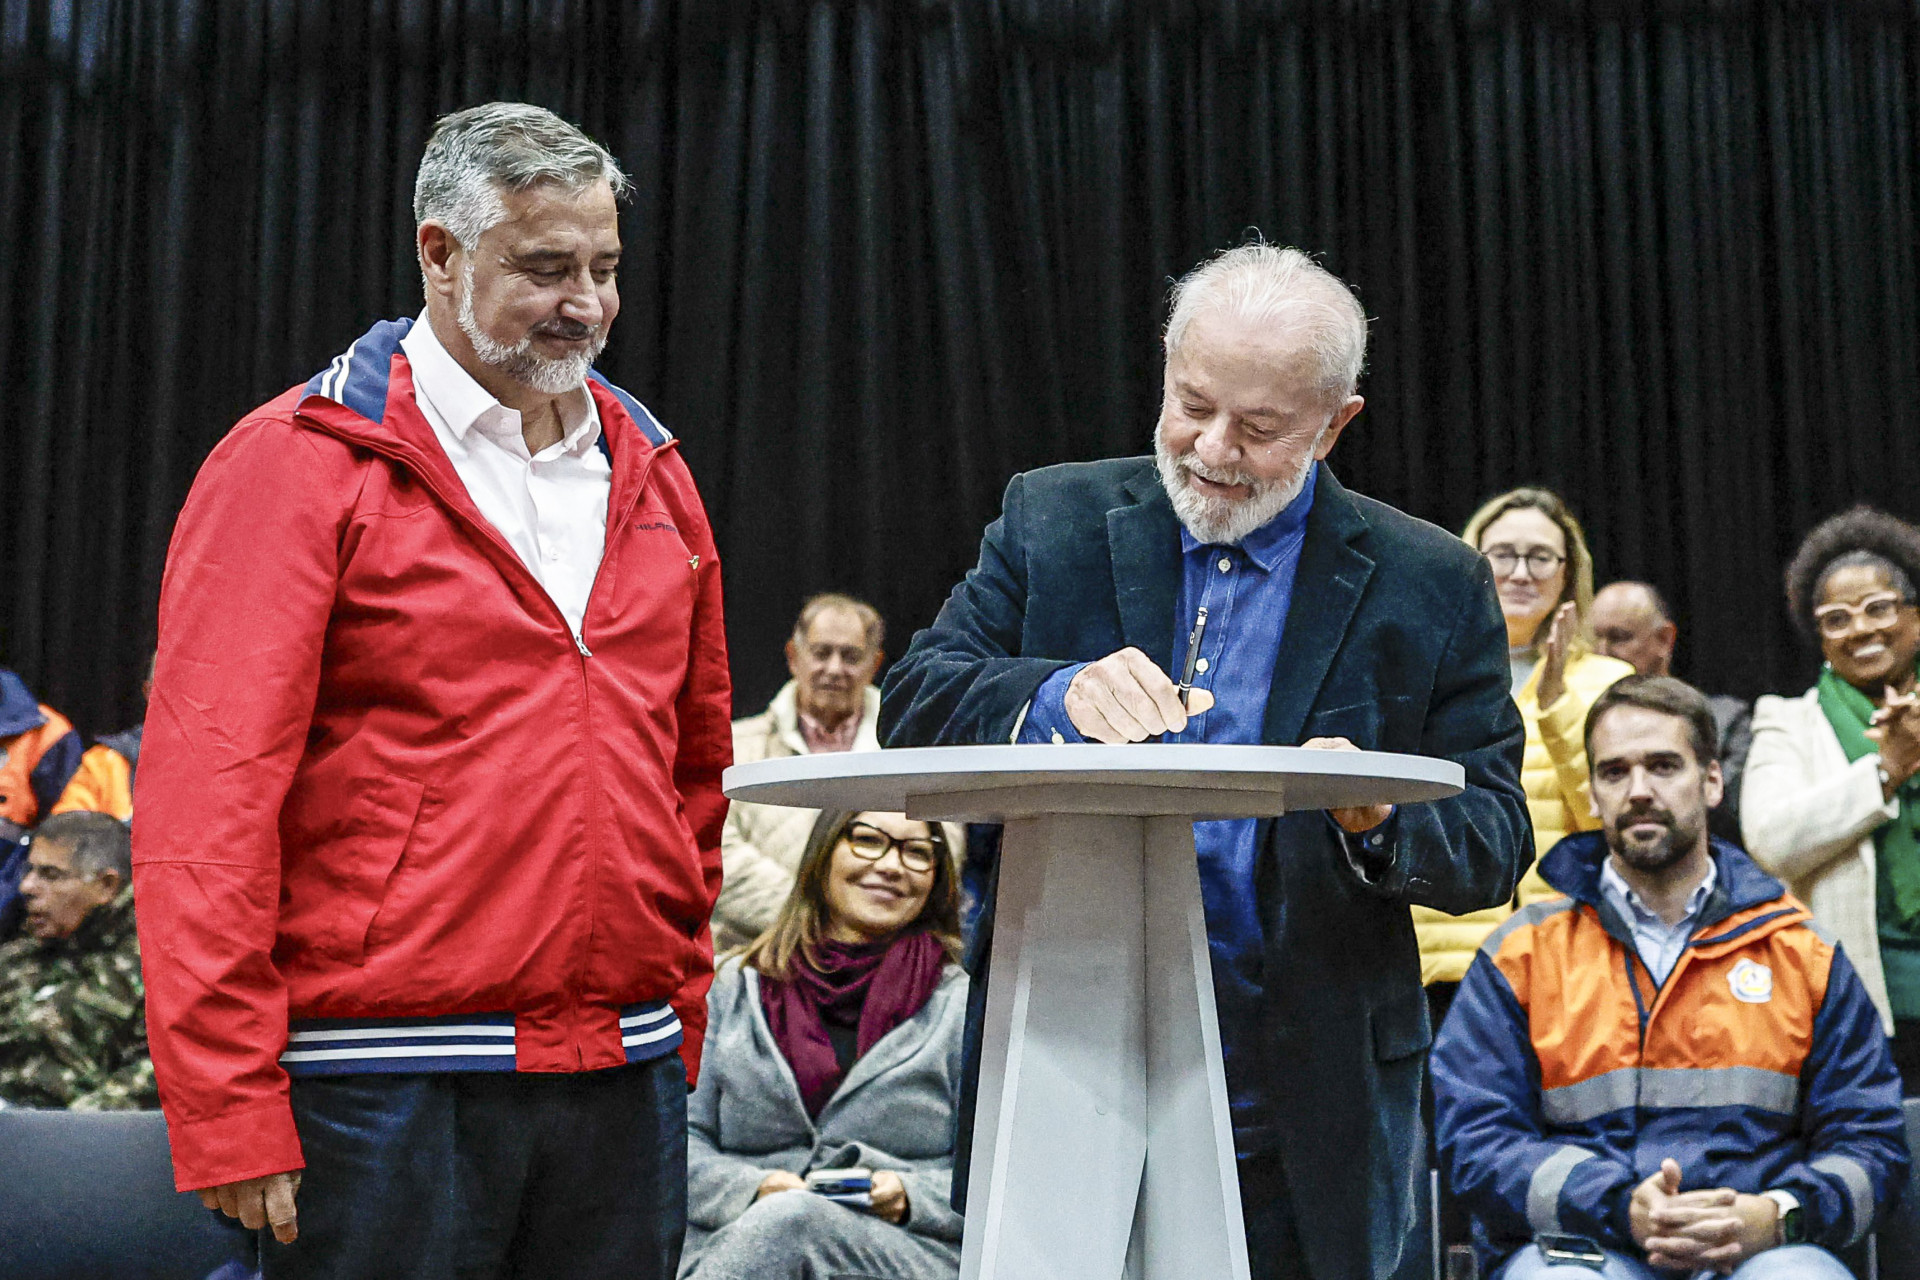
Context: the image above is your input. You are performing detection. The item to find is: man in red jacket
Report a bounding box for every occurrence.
[135,103,731,1280]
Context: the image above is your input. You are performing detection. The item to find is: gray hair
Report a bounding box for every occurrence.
[1163,243,1369,403]
[793,592,885,651]
[33,811,132,883]
[413,102,628,249]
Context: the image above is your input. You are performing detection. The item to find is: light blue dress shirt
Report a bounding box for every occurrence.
[1599,856,1718,986]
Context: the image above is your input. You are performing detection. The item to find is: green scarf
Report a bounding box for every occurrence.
[1817,663,1920,930]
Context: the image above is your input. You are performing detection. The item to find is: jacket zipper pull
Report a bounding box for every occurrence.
[575,634,593,658]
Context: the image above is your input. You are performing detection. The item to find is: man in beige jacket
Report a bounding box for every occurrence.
[716,594,885,950]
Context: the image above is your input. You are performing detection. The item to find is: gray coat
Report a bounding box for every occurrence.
[683,957,968,1267]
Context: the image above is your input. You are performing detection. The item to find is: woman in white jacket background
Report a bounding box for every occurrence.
[1744,507,1920,1089]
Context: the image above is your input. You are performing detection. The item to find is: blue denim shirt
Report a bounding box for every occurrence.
[1019,468,1325,1131]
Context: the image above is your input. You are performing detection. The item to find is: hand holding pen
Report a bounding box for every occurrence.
[1060,646,1214,743]
[1176,606,1209,710]
[1060,605,1214,744]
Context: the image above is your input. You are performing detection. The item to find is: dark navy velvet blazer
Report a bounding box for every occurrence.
[879,457,1529,1280]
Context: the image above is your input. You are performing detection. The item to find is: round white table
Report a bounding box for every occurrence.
[725,743,1463,1280]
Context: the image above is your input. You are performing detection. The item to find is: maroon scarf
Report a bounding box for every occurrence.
[760,930,948,1118]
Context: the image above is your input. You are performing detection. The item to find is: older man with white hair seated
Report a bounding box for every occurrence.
[881,242,1530,1280]
[717,593,888,951]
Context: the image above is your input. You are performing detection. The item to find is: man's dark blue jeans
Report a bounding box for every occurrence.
[260,1054,687,1280]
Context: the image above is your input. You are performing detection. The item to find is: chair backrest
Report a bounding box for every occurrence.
[1872,1097,1920,1280]
[0,1107,254,1280]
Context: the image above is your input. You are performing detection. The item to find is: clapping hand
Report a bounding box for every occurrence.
[1535,601,1578,711]
[1871,688,1920,798]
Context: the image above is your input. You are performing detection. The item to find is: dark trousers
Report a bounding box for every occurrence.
[262,1055,687,1280]
[1423,981,1471,1248]
[1241,1145,1312,1280]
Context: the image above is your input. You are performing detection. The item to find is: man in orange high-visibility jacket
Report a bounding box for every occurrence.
[0,667,84,937]
[1435,675,1907,1279]
[51,729,139,822]
[53,656,150,824]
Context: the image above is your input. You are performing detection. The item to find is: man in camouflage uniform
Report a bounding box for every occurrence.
[0,809,154,1109]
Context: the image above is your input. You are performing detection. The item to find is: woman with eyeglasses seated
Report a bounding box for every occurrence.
[1745,507,1920,1090]
[680,809,967,1280]
[1411,487,1632,1023]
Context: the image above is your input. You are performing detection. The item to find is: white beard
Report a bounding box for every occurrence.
[1154,428,1320,545]
[457,261,607,395]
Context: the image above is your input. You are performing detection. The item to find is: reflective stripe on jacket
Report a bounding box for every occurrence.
[1433,832,1908,1270]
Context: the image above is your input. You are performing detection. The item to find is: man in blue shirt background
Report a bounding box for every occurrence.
[883,242,1529,1280]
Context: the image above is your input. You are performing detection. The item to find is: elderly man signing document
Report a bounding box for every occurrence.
[881,244,1529,1280]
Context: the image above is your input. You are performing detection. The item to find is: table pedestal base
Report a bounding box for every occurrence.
[954,813,1251,1280]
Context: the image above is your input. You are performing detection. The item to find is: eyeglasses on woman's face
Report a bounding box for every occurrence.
[1483,545,1567,580]
[842,821,939,874]
[1813,592,1909,639]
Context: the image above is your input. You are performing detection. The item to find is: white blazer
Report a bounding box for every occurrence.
[1742,685,1901,1031]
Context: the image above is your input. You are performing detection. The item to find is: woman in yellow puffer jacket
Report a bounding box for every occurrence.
[1413,488,1632,1008]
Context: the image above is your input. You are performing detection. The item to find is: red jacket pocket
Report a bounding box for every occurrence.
[278,772,427,966]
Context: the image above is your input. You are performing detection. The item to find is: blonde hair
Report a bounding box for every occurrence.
[736,810,964,982]
[1462,486,1596,658]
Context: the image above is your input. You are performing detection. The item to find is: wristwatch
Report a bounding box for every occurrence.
[1762,1189,1805,1245]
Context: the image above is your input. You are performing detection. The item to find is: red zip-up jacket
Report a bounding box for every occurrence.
[133,319,731,1191]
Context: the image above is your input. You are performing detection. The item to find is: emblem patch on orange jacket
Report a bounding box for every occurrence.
[1728,958,1774,1003]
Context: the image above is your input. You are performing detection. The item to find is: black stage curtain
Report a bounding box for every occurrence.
[4,0,1919,737]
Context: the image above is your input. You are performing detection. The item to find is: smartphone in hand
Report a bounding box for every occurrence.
[1534,1233,1607,1272]
[805,1167,874,1209]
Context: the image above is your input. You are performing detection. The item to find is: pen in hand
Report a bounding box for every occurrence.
[1176,606,1210,712]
